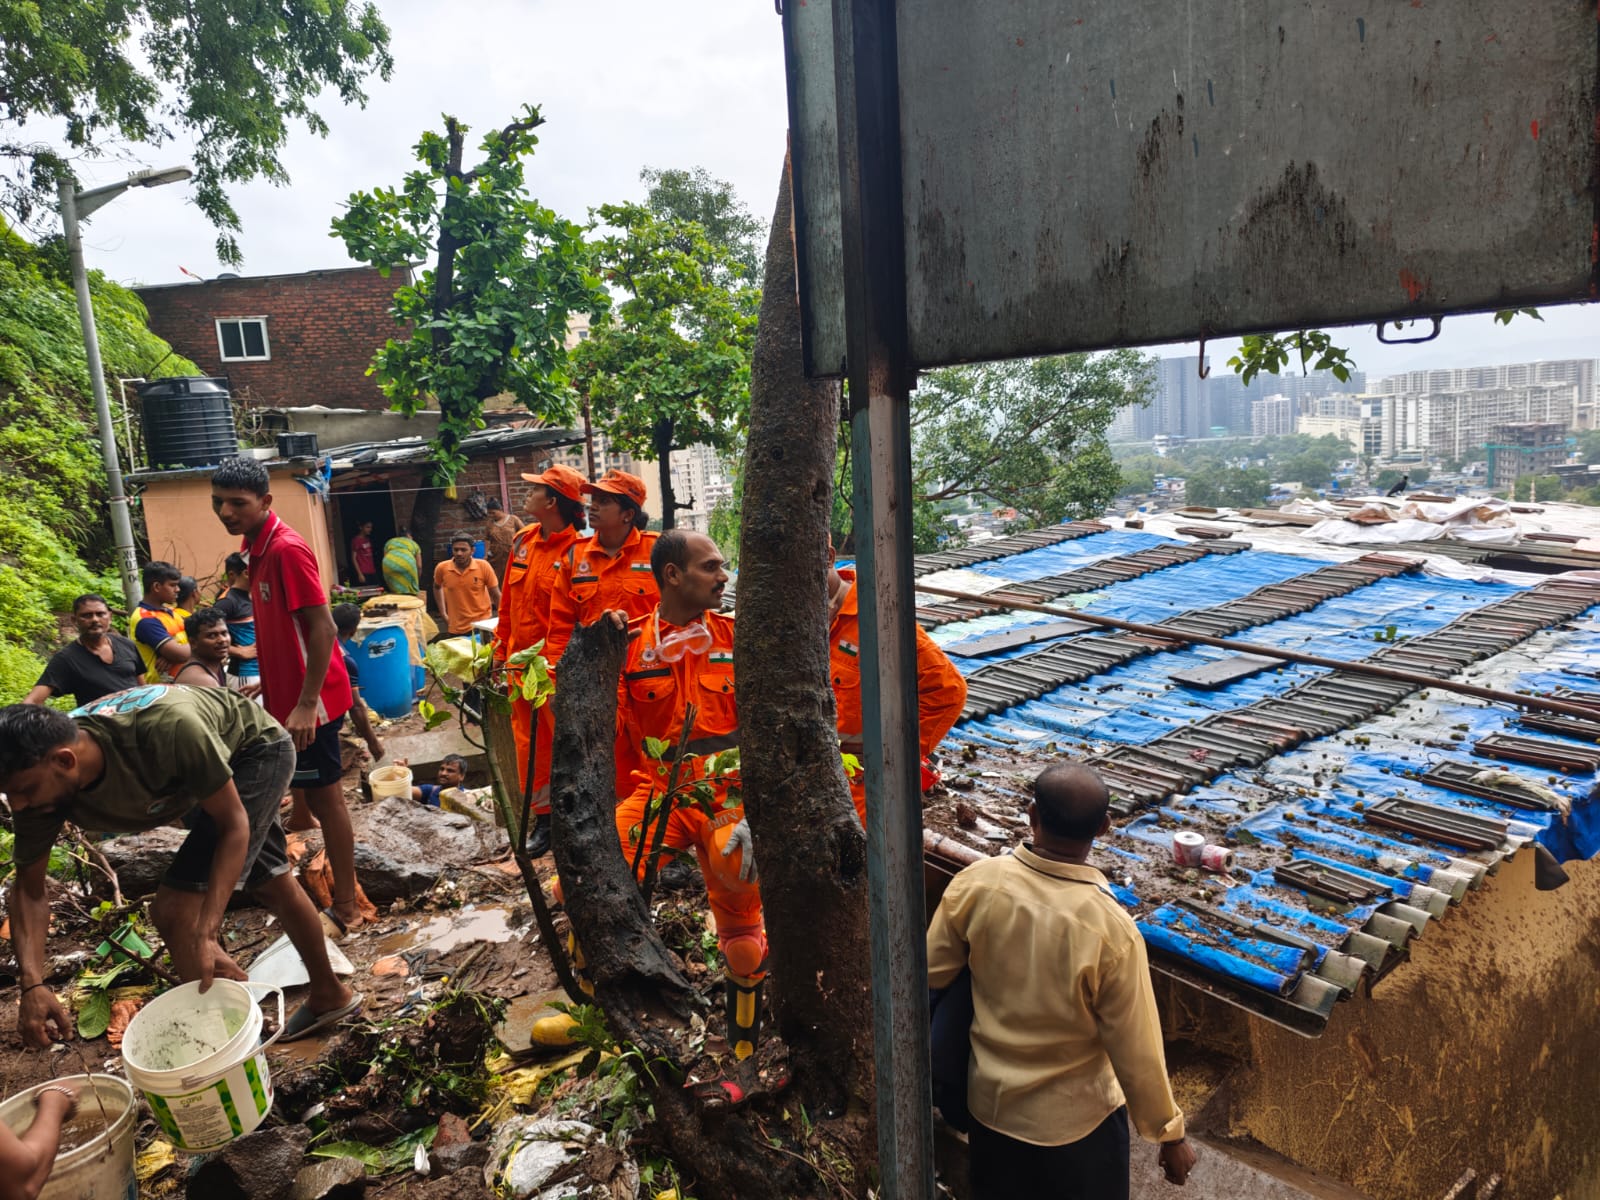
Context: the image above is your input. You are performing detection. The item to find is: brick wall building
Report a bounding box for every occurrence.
[137,265,410,411]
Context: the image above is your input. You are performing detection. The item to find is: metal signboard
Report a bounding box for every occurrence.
[786,1,1600,376]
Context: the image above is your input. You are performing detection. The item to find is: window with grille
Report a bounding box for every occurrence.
[215,318,271,362]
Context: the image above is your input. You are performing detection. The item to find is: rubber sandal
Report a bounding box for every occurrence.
[317,907,349,942]
[280,992,364,1042]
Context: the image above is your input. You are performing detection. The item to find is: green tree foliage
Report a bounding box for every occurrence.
[1118,463,1157,496]
[641,166,764,283]
[1509,474,1565,502]
[1184,465,1271,508]
[1279,452,1335,490]
[573,202,760,529]
[910,351,1155,528]
[0,223,198,701]
[1372,467,1430,494]
[333,107,607,482]
[1227,311,1540,384]
[1575,429,1600,466]
[0,0,393,264]
[1227,330,1354,386]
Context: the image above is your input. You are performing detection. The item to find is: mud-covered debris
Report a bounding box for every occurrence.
[288,1156,365,1200]
[487,1116,638,1199]
[187,1125,311,1200]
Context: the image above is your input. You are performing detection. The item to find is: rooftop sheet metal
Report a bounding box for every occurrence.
[923,523,1600,1036]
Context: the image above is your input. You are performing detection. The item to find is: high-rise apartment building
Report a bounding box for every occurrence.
[1375,384,1577,462]
[1483,422,1572,489]
[1251,395,1296,438]
[668,443,737,534]
[1373,359,1597,434]
[1151,355,1212,441]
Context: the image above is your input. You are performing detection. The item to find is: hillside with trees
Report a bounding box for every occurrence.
[0,227,197,701]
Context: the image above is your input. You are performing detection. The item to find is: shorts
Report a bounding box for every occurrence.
[291,712,346,789]
[164,732,296,894]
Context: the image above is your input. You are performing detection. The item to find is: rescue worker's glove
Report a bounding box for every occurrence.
[721,817,759,883]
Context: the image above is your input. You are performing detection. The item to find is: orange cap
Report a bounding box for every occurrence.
[520,463,587,502]
[582,468,647,507]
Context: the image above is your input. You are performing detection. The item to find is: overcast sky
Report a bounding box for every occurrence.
[58,0,1596,383]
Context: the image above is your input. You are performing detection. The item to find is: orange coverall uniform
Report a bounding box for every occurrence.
[613,608,765,984]
[547,528,660,796]
[544,529,660,665]
[830,568,968,824]
[493,522,577,805]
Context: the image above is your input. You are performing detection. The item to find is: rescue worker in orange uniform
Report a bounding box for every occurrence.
[493,464,586,857]
[612,529,766,1060]
[544,469,659,665]
[828,547,968,824]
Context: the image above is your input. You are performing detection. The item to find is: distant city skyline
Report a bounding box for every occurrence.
[1147,303,1596,383]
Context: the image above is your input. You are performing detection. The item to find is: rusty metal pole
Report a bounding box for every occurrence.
[834,0,934,1194]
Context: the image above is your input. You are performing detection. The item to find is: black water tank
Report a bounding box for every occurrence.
[138,377,239,469]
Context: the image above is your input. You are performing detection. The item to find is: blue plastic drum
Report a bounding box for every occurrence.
[356,625,414,718]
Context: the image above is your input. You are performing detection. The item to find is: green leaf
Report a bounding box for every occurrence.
[643,737,670,761]
[310,1126,437,1176]
[76,989,111,1040]
[426,638,480,680]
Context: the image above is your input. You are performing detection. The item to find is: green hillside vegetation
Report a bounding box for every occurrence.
[0,225,198,702]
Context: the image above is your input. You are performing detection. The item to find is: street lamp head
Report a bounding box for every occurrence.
[129,166,192,189]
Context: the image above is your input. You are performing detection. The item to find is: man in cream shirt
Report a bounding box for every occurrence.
[927,762,1197,1198]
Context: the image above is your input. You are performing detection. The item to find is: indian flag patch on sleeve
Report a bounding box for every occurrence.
[630,562,653,571]
[838,639,858,657]
[710,650,734,665]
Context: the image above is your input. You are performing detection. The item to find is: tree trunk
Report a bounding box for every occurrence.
[550,617,828,1200]
[654,417,677,530]
[550,617,700,1020]
[735,158,877,1137]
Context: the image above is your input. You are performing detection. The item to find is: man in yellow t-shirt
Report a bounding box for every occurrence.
[131,561,190,683]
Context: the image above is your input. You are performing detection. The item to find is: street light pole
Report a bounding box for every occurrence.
[59,166,191,613]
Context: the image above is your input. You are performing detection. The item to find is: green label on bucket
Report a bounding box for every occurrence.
[215,1079,244,1138]
[147,1093,181,1143]
[159,1081,243,1150]
[243,1057,267,1115]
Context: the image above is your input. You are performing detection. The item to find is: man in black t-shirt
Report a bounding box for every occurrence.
[22,594,143,707]
[211,552,260,687]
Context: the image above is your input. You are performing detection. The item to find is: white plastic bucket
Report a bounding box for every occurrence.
[120,980,283,1152]
[368,763,413,801]
[0,1074,137,1200]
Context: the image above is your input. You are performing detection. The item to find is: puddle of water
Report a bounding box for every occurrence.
[369,904,518,957]
[494,989,567,1055]
[270,1036,328,1069]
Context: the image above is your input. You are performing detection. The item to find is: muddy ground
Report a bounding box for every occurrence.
[0,711,737,1198]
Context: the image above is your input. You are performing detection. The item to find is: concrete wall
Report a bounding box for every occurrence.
[1173,851,1600,1200]
[141,468,338,593]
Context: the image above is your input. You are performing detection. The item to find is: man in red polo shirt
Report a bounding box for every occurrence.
[210,457,364,937]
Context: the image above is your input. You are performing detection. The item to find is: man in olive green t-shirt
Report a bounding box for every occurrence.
[0,687,361,1047]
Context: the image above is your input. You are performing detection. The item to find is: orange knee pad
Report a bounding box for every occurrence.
[719,925,768,981]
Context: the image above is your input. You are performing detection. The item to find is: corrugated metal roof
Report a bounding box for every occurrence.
[323,425,583,472]
[923,522,1600,1036]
